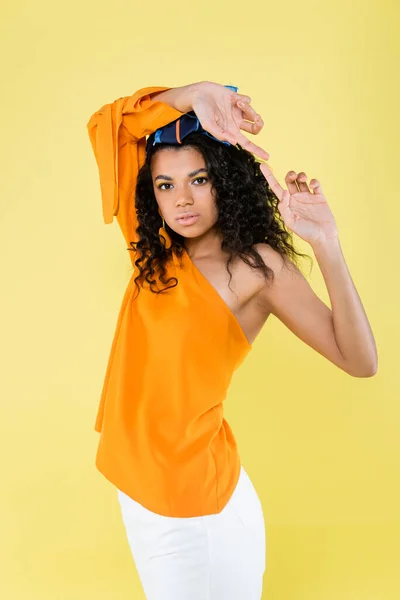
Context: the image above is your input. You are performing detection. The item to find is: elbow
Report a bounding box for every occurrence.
[337,344,378,378]
[347,360,378,378]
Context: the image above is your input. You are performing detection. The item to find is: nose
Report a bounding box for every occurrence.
[175,185,194,207]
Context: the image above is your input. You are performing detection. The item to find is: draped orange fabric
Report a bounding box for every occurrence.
[87,86,252,517]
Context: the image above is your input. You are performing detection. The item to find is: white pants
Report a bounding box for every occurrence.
[117,465,266,599]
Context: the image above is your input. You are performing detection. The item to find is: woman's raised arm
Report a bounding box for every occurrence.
[87,86,185,258]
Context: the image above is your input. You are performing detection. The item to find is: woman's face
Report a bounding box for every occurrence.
[150,146,218,238]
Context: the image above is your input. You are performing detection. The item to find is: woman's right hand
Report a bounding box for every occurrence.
[191,81,269,161]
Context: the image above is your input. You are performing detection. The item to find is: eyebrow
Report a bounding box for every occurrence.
[154,168,208,182]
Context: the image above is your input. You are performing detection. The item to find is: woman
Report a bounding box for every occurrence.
[87,81,377,599]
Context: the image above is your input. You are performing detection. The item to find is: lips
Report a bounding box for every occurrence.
[176,214,200,226]
[175,212,199,220]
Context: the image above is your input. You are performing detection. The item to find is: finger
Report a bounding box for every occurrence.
[310,179,323,195]
[237,99,259,122]
[278,190,296,229]
[196,119,269,159]
[259,162,285,201]
[285,171,300,195]
[234,131,270,160]
[297,172,310,193]
[237,102,264,135]
[236,101,265,134]
[240,117,264,135]
[218,128,237,145]
[235,93,252,104]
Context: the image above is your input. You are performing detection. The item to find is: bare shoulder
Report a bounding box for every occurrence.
[252,242,305,311]
[253,242,299,277]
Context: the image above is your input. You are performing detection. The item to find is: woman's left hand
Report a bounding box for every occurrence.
[260,164,338,246]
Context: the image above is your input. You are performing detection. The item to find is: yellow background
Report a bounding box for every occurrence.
[1,0,399,598]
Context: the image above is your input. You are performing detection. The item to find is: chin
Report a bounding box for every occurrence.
[179,230,202,238]
[178,225,212,239]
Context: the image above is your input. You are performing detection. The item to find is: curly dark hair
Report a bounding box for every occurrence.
[128,131,312,297]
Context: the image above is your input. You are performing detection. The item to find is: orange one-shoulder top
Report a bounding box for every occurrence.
[87,86,252,517]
